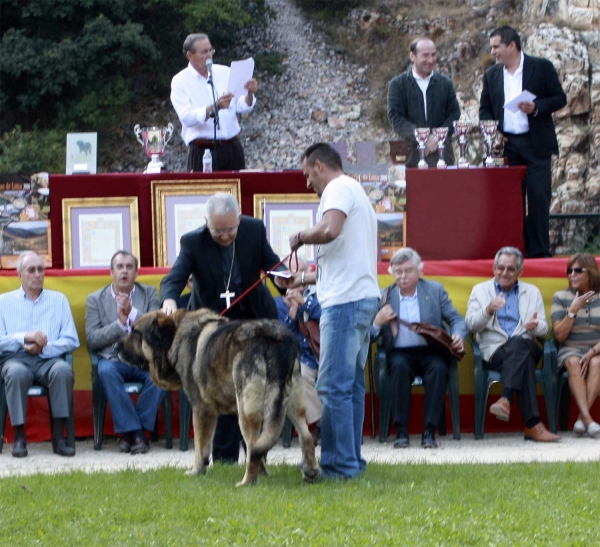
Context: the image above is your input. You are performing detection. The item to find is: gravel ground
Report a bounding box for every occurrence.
[2,432,599,478]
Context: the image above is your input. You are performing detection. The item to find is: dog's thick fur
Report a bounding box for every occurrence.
[117,308,320,486]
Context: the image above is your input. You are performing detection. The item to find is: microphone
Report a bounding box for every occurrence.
[206,58,213,82]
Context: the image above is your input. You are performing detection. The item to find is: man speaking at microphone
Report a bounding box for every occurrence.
[171,33,259,171]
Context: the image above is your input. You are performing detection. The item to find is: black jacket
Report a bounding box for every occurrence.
[160,216,281,319]
[479,53,566,158]
[387,70,460,167]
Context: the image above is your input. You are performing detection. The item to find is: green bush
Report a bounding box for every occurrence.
[0,125,66,174]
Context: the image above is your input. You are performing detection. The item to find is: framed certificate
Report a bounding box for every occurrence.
[151,179,241,266]
[253,193,320,264]
[62,197,140,269]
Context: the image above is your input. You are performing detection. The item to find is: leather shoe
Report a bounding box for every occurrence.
[118,435,132,453]
[587,421,600,438]
[490,397,511,421]
[421,430,438,449]
[393,429,409,449]
[12,439,28,458]
[573,419,586,435]
[524,422,560,442]
[52,438,76,457]
[130,436,149,455]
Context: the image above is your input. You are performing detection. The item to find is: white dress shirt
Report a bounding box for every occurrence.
[395,289,427,348]
[412,68,433,122]
[502,52,529,134]
[170,63,256,144]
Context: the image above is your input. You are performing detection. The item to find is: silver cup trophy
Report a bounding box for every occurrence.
[480,120,499,167]
[453,120,472,168]
[414,127,431,169]
[432,127,449,169]
[134,123,174,174]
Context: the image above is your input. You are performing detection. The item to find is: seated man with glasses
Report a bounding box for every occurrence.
[371,248,466,449]
[466,246,560,442]
[171,33,259,172]
[0,251,79,458]
[85,250,165,455]
[160,192,283,464]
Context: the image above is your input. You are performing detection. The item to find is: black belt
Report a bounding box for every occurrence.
[190,136,238,148]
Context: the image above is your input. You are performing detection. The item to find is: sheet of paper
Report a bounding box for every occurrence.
[226,58,255,103]
[504,90,537,113]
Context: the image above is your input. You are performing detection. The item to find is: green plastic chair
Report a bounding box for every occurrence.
[0,353,75,453]
[469,336,557,439]
[89,350,173,450]
[375,340,461,442]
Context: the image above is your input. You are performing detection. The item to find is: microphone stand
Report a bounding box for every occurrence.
[207,64,220,168]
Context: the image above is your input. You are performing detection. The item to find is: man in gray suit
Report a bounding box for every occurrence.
[371,248,466,449]
[85,250,164,454]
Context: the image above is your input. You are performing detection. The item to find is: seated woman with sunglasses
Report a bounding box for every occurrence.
[551,253,600,437]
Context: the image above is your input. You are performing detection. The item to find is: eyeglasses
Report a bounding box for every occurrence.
[567,267,587,275]
[495,265,517,273]
[391,268,416,276]
[197,48,215,56]
[209,226,237,236]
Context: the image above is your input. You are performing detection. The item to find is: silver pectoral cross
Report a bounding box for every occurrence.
[220,289,235,308]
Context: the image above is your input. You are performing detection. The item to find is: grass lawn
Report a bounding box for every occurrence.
[1,461,598,546]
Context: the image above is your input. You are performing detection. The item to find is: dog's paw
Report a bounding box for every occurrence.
[302,467,321,484]
[186,466,206,476]
[236,473,259,487]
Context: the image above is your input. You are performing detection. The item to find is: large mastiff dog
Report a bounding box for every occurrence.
[117,308,320,486]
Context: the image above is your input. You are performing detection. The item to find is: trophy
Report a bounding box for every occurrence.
[453,120,472,168]
[480,120,499,167]
[432,127,449,169]
[414,127,431,169]
[134,123,174,174]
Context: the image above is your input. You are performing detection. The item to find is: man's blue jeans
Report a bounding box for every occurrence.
[98,358,165,434]
[316,297,379,478]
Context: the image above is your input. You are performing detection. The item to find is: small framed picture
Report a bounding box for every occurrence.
[151,179,241,266]
[377,212,406,261]
[253,193,320,263]
[62,197,140,269]
[66,133,97,174]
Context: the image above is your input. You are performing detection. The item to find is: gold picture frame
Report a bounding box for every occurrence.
[253,193,320,263]
[151,179,241,267]
[62,196,140,269]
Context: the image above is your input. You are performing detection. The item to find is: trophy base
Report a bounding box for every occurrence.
[144,164,163,174]
[417,161,428,169]
[457,159,470,168]
[145,155,164,174]
[436,161,447,169]
[484,157,496,167]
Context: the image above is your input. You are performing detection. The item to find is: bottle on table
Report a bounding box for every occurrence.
[202,149,213,173]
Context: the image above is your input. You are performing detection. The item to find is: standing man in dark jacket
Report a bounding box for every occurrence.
[387,37,461,168]
[479,25,566,258]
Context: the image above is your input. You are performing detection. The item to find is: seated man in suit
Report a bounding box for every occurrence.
[85,250,165,454]
[466,246,560,442]
[371,248,466,449]
[0,251,79,458]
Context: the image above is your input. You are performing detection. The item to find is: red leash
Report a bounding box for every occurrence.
[219,251,300,316]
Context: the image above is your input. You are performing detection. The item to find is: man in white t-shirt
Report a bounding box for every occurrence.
[288,143,380,479]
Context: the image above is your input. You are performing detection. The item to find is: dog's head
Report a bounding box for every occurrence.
[117,309,186,390]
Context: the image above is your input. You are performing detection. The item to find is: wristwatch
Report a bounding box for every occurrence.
[567,311,576,319]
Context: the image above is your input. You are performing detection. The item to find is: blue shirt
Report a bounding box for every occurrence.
[0,287,80,359]
[275,289,321,370]
[495,281,520,337]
